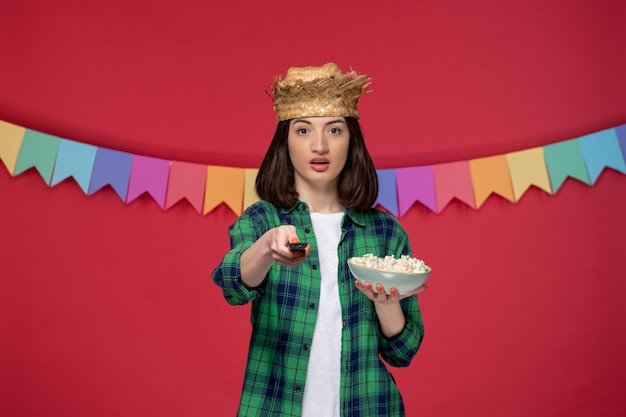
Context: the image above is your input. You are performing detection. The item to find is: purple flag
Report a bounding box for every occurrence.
[396,166,437,216]
[88,148,133,200]
[374,169,398,217]
[126,155,170,208]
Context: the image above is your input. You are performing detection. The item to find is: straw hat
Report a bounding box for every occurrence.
[268,62,371,122]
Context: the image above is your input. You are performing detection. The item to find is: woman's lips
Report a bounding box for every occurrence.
[310,158,330,172]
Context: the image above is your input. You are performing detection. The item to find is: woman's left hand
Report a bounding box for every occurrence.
[355,281,427,338]
[354,281,427,304]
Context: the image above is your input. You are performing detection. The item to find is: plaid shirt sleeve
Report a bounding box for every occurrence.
[346,210,424,369]
[378,297,424,367]
[376,220,424,367]
[212,202,273,305]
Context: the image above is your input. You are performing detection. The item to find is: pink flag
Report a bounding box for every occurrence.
[433,161,476,212]
[165,161,207,213]
[126,155,171,208]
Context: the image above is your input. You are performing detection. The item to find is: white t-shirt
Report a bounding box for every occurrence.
[301,212,343,417]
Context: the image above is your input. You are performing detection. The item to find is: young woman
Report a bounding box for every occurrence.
[212,63,426,417]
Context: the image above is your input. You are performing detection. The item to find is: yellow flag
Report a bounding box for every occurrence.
[507,147,552,201]
[0,120,26,174]
[243,169,260,211]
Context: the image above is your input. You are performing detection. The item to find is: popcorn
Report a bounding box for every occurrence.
[350,253,428,273]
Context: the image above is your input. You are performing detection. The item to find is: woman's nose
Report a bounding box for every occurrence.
[311,132,328,153]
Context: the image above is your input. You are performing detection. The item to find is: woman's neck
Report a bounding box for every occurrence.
[296,185,344,214]
[307,201,345,214]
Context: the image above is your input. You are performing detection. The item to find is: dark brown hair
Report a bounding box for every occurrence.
[255,117,378,210]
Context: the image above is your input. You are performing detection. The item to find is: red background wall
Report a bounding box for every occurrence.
[1,1,625,416]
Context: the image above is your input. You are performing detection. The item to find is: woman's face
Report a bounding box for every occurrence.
[287,116,350,192]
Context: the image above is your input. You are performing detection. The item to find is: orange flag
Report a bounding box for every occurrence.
[204,166,246,215]
[469,155,515,208]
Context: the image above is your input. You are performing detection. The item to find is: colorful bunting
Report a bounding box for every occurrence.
[243,169,260,211]
[543,139,590,193]
[51,140,98,193]
[166,161,207,213]
[126,156,170,208]
[374,169,398,216]
[469,155,514,208]
[578,128,626,184]
[204,166,246,215]
[13,130,61,184]
[1,119,624,218]
[88,148,133,200]
[396,166,437,216]
[433,161,476,212]
[616,125,626,161]
[506,147,552,201]
[0,120,25,174]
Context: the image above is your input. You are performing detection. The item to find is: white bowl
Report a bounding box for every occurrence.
[347,258,432,295]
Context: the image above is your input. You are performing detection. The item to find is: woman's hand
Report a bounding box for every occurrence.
[354,281,427,304]
[354,281,427,338]
[240,225,309,289]
[266,225,310,267]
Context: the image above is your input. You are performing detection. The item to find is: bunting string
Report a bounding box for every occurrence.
[1,119,625,217]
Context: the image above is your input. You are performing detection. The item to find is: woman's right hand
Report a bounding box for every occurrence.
[266,225,310,267]
[240,225,310,289]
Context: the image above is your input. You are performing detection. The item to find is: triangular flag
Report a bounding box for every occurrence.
[374,169,398,216]
[615,124,626,162]
[243,169,260,212]
[126,155,170,208]
[543,139,590,192]
[433,161,476,212]
[204,166,245,215]
[396,166,437,216]
[469,155,514,208]
[579,128,626,184]
[50,139,98,193]
[0,120,25,174]
[165,161,207,213]
[506,147,552,201]
[13,129,61,184]
[88,148,133,201]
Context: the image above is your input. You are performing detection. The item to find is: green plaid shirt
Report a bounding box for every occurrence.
[212,200,424,417]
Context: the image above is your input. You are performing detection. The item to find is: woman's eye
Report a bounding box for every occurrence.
[297,128,308,135]
[329,127,341,134]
